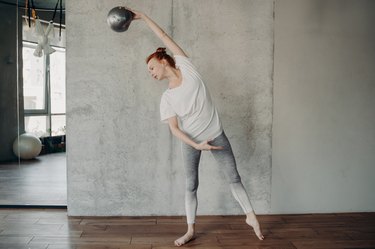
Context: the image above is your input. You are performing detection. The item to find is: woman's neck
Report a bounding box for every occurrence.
[167,67,182,89]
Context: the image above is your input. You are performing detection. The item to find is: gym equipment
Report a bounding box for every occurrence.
[13,133,42,160]
[33,18,56,57]
[107,7,134,32]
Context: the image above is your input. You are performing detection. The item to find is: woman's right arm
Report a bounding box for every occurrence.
[168,117,223,151]
[131,9,187,57]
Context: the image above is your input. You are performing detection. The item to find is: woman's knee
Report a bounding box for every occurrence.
[186,178,199,193]
[229,174,242,184]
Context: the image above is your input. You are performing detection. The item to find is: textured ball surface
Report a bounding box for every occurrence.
[107,7,134,32]
[13,133,42,160]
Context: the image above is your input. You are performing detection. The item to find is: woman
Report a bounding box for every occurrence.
[130,8,264,247]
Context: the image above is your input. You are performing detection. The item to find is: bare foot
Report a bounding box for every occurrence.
[246,212,264,240]
[174,231,195,247]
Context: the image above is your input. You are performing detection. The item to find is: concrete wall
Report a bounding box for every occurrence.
[272,0,375,213]
[66,0,274,216]
[0,4,24,162]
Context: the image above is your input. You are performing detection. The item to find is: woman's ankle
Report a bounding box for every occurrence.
[187,223,195,234]
[246,211,256,220]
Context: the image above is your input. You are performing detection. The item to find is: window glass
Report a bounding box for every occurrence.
[50,48,66,114]
[24,116,48,137]
[51,115,66,136]
[22,44,46,110]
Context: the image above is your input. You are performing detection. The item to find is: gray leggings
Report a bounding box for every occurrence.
[181,131,253,224]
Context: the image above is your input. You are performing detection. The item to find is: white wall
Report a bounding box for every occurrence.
[272,0,375,213]
[66,0,274,216]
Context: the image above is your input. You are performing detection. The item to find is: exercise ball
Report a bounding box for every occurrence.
[107,6,134,32]
[13,133,42,160]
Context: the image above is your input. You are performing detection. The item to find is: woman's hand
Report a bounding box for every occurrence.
[195,140,224,151]
[125,7,144,20]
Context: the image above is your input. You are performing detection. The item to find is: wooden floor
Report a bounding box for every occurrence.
[0,153,66,206]
[0,209,374,249]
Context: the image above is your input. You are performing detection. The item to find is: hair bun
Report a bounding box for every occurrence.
[156,47,166,53]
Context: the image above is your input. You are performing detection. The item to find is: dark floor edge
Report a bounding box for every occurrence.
[0,204,67,209]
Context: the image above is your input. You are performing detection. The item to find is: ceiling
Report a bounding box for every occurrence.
[0,0,65,10]
[0,0,65,23]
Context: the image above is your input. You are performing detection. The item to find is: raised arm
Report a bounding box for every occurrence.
[131,9,187,57]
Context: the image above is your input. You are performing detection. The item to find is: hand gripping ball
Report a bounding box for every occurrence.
[107,7,134,32]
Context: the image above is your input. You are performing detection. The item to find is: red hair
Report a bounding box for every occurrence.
[146,47,176,69]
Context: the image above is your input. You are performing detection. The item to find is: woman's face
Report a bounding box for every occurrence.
[147,58,166,81]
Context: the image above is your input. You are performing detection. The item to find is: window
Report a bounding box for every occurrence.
[23,42,46,111]
[22,20,66,138]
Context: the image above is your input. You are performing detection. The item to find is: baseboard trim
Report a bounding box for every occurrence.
[0,204,67,209]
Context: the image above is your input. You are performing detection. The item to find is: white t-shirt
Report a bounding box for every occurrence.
[160,55,223,143]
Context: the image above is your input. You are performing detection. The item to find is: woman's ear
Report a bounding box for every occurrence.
[161,59,168,67]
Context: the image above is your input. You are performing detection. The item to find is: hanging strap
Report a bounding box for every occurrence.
[59,0,63,39]
[27,0,31,27]
[51,0,59,21]
[31,0,37,19]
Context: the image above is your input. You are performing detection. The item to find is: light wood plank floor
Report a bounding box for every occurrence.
[0,209,374,249]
